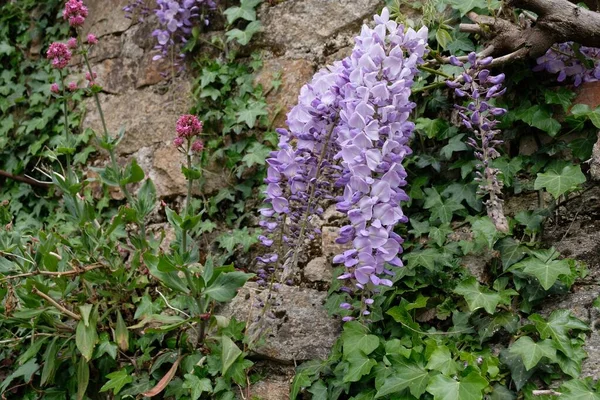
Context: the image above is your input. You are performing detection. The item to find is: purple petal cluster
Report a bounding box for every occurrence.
[258,8,428,319]
[447,53,509,232]
[332,9,427,317]
[151,0,217,64]
[534,42,600,87]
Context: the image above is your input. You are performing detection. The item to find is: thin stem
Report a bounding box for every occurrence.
[32,287,81,321]
[59,70,73,181]
[418,65,452,78]
[290,117,338,272]
[182,140,194,255]
[412,81,447,93]
[0,263,105,282]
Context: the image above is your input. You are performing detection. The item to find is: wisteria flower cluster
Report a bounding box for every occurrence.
[173,114,204,152]
[447,53,509,232]
[534,42,600,87]
[258,8,428,320]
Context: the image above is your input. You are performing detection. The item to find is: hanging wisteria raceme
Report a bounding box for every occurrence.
[447,53,509,232]
[331,9,428,320]
[534,42,600,87]
[258,8,428,321]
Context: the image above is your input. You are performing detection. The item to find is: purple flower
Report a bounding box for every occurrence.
[63,0,88,27]
[534,42,600,87]
[46,42,72,69]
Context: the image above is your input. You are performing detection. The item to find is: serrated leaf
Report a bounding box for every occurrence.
[375,360,429,398]
[534,164,586,198]
[426,371,488,400]
[508,336,556,370]
[100,369,133,395]
[454,277,502,314]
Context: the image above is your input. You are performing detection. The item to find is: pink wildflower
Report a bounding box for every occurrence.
[87,34,98,45]
[46,42,72,69]
[67,82,78,91]
[50,83,60,94]
[175,115,202,138]
[67,37,78,49]
[63,0,88,27]
[173,137,185,147]
[85,71,97,81]
[191,140,204,153]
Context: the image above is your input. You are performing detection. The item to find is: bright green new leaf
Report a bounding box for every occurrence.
[223,6,256,24]
[375,360,429,398]
[100,369,133,395]
[508,336,556,370]
[435,28,453,50]
[534,164,586,198]
[426,371,488,400]
[221,336,242,375]
[342,321,379,357]
[454,277,502,314]
[226,21,262,46]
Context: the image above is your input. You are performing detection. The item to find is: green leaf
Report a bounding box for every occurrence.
[183,374,213,400]
[76,358,89,400]
[41,338,59,386]
[217,228,258,253]
[442,182,481,211]
[518,105,561,136]
[454,277,502,314]
[375,360,429,398]
[404,248,451,271]
[226,21,262,46]
[424,188,464,224]
[144,252,190,294]
[559,379,600,400]
[471,216,499,249]
[342,321,380,357]
[440,134,468,159]
[76,316,98,362]
[529,310,589,357]
[308,380,328,400]
[435,29,453,50]
[123,158,145,184]
[473,312,520,343]
[0,42,15,56]
[426,346,459,375]
[499,349,534,391]
[544,88,575,111]
[343,352,377,383]
[115,310,129,352]
[426,371,488,400]
[223,6,256,24]
[511,255,571,290]
[495,237,526,269]
[221,336,242,375]
[0,359,39,393]
[534,164,586,198]
[204,271,253,302]
[241,142,272,168]
[100,369,133,395]
[508,336,556,370]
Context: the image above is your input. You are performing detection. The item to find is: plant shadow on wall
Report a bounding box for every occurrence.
[0,0,278,399]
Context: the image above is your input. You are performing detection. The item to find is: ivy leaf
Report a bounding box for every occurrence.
[518,105,561,136]
[508,336,556,370]
[495,237,526,269]
[454,277,502,314]
[424,188,465,224]
[342,321,379,357]
[343,352,377,383]
[217,228,258,253]
[440,134,468,159]
[404,248,450,271]
[529,310,589,357]
[183,374,212,400]
[472,312,520,343]
[226,21,262,46]
[99,369,133,395]
[514,210,545,234]
[235,99,268,128]
[445,0,500,15]
[426,371,488,400]
[241,142,271,168]
[426,346,459,375]
[544,88,575,111]
[559,379,600,400]
[511,255,570,290]
[375,360,429,398]
[534,164,586,198]
[442,182,481,211]
[499,349,534,391]
[223,6,256,24]
[308,380,328,400]
[471,216,499,249]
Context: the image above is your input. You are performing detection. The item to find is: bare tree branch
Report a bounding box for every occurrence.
[0,169,51,189]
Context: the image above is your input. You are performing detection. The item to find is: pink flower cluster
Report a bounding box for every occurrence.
[46,42,72,69]
[174,115,204,153]
[63,0,88,27]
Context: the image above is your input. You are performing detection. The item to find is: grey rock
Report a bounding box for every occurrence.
[322,226,351,257]
[222,283,340,362]
[304,256,332,282]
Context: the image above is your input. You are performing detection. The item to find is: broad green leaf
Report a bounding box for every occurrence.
[221,336,242,375]
[76,318,98,362]
[204,271,253,302]
[544,88,575,111]
[518,105,561,136]
[426,371,488,400]
[495,237,526,269]
[375,360,429,398]
[426,346,458,375]
[454,277,502,314]
[0,359,39,393]
[529,310,589,357]
[511,256,570,290]
[75,358,89,400]
[534,164,586,198]
[423,187,464,224]
[404,248,450,271]
[499,349,534,391]
[508,336,556,370]
[435,28,453,50]
[472,312,519,343]
[343,352,377,382]
[440,134,468,159]
[471,216,499,249]
[559,379,600,400]
[223,6,256,24]
[342,321,379,357]
[100,369,133,395]
[308,380,328,400]
[442,182,481,211]
[226,21,262,46]
[183,374,212,400]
